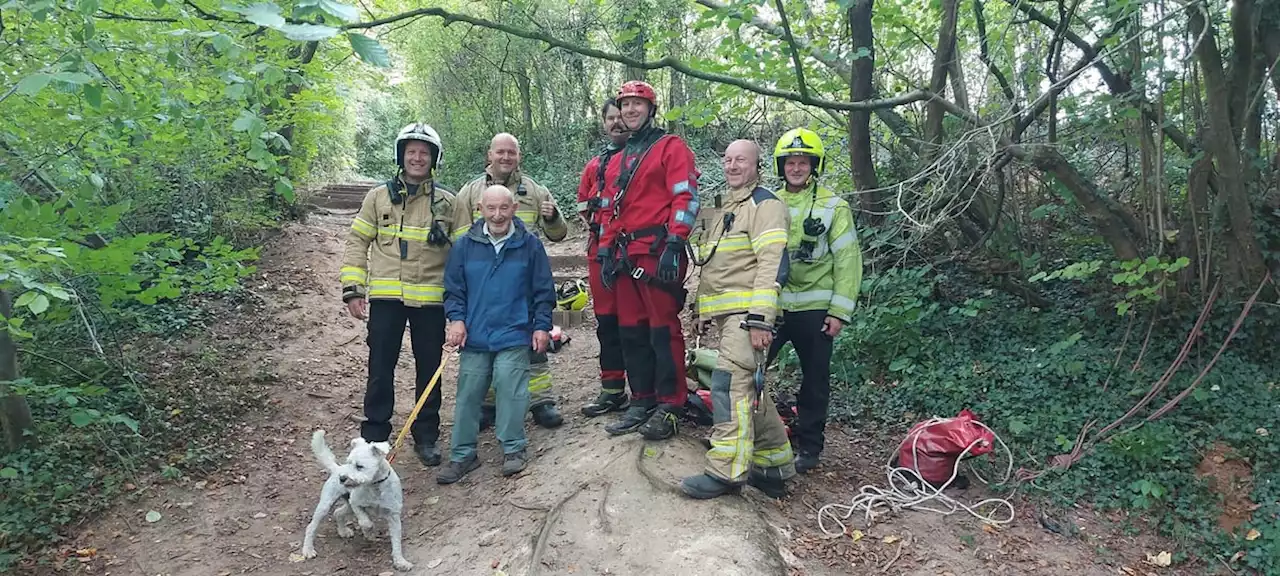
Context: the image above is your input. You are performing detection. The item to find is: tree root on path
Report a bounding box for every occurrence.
[633,436,698,497]
[596,480,612,534]
[527,481,589,576]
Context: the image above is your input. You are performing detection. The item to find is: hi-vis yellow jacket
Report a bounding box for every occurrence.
[692,181,790,327]
[340,178,458,307]
[451,169,567,242]
[778,184,861,322]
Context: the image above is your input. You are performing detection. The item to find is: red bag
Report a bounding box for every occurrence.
[896,409,995,486]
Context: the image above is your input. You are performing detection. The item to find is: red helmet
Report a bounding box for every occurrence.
[616,80,658,108]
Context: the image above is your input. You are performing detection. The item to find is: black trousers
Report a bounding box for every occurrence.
[767,309,833,456]
[361,300,445,445]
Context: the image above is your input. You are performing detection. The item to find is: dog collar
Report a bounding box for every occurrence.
[372,470,391,485]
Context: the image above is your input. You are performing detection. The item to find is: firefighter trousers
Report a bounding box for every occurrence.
[614,253,687,408]
[766,309,833,456]
[705,312,795,483]
[588,256,627,395]
[361,300,444,446]
[482,350,555,409]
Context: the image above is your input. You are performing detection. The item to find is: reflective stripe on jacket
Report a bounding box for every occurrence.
[340,179,458,307]
[576,145,623,259]
[452,170,567,242]
[778,184,862,321]
[597,130,701,256]
[692,181,790,325]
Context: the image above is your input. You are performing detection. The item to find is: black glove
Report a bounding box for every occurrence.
[657,235,684,283]
[598,247,617,290]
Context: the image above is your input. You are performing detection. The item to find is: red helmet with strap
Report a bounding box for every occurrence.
[616,81,658,109]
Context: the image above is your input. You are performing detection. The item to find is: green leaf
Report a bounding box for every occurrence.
[83,83,102,108]
[278,23,339,41]
[14,291,36,309]
[15,73,54,96]
[151,0,166,7]
[77,0,98,15]
[89,172,105,189]
[275,178,296,203]
[888,357,911,372]
[234,2,285,28]
[70,409,96,427]
[347,33,390,67]
[145,510,162,523]
[211,33,234,53]
[27,294,50,314]
[0,467,16,479]
[319,0,359,22]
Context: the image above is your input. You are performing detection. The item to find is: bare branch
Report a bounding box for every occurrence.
[772,0,810,101]
[345,6,955,113]
[972,0,1018,111]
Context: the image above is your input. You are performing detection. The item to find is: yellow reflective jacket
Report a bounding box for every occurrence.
[777,183,862,322]
[340,178,459,307]
[451,169,567,242]
[692,181,790,326]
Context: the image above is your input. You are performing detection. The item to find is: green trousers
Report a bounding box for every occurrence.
[451,347,530,461]
[483,349,554,409]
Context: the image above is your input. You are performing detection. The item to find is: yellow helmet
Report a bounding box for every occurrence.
[773,128,825,180]
[556,279,589,311]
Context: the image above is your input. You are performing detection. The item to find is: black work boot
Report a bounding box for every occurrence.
[748,467,789,499]
[436,455,480,484]
[795,452,821,474]
[415,442,442,467]
[680,473,742,499]
[479,406,496,431]
[581,391,629,417]
[605,404,655,436]
[638,404,681,440]
[531,404,564,428]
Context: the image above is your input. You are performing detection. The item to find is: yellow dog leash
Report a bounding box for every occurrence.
[386,347,453,465]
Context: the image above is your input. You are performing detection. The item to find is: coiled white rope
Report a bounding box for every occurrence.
[816,417,1017,536]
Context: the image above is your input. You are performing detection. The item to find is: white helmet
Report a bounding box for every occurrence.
[395,123,443,170]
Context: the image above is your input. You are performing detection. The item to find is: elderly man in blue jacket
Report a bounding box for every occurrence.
[439,184,556,484]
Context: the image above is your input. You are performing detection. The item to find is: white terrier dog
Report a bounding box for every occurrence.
[301,430,413,571]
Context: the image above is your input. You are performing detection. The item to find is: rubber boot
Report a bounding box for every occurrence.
[680,473,742,499]
[748,466,789,499]
[638,404,681,440]
[581,391,629,417]
[605,404,655,436]
[531,404,564,428]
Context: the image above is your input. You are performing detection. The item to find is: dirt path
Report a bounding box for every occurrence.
[57,213,1181,576]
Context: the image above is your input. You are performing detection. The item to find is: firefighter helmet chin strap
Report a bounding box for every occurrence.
[795,180,826,262]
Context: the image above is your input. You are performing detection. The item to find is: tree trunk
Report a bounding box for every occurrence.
[620,1,648,82]
[847,0,881,223]
[923,0,959,154]
[1,289,35,454]
[1188,6,1268,286]
[1178,135,1213,293]
[1016,145,1143,261]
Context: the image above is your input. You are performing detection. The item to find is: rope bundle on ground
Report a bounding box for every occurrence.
[816,416,1015,536]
